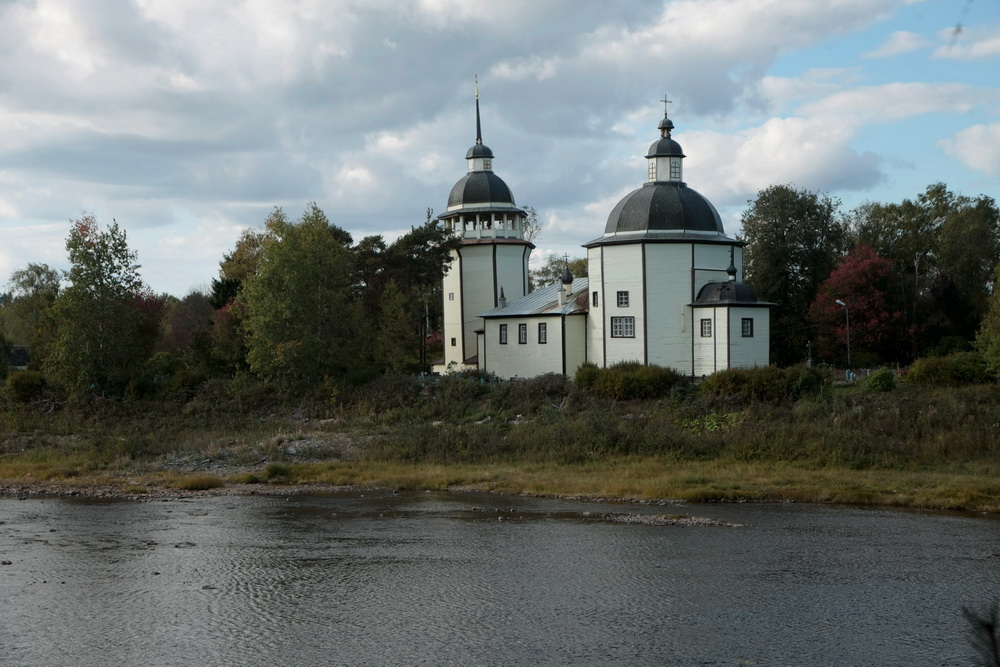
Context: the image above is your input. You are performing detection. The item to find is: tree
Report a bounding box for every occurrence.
[352,212,460,371]
[238,204,357,383]
[529,255,588,292]
[740,184,848,366]
[373,280,415,373]
[2,263,60,357]
[159,290,215,363]
[522,205,542,243]
[809,245,906,366]
[849,184,1000,356]
[45,216,149,397]
[975,263,1000,379]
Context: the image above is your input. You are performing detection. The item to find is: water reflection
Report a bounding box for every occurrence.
[2,491,998,665]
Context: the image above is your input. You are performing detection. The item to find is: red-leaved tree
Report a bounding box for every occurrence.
[809,245,908,366]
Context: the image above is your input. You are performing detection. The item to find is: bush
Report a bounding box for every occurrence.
[786,365,830,399]
[908,352,992,387]
[700,366,791,403]
[347,373,422,412]
[4,370,47,403]
[492,373,571,415]
[860,368,895,392]
[575,362,686,400]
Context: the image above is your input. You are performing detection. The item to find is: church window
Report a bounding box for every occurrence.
[617,291,630,307]
[518,323,528,344]
[592,291,599,307]
[742,318,754,337]
[538,322,547,344]
[701,319,712,337]
[611,316,635,338]
[499,324,508,344]
[648,160,656,181]
[669,158,681,180]
[483,158,492,170]
[450,337,456,347]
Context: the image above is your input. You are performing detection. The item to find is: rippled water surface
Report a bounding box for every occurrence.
[2,490,999,666]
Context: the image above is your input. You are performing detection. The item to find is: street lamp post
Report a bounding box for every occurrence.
[835,299,852,371]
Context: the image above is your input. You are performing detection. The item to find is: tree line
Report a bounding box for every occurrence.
[0,205,458,398]
[740,182,1000,369]
[3,181,1000,400]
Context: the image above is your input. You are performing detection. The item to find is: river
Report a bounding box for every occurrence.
[2,490,998,666]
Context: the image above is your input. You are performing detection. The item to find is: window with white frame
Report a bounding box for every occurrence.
[647,160,656,181]
[499,324,508,344]
[742,318,754,337]
[669,158,681,180]
[538,322,547,344]
[700,319,712,337]
[617,291,629,307]
[611,316,635,338]
[518,323,527,344]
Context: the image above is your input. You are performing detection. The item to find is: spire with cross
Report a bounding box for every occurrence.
[658,94,675,138]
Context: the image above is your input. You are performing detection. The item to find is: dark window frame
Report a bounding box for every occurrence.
[611,316,635,338]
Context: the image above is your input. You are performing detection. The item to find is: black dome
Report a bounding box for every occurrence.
[605,182,724,234]
[646,137,684,158]
[466,143,494,159]
[694,280,759,304]
[448,171,515,208]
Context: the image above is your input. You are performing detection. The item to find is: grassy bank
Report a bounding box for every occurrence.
[2,371,1000,512]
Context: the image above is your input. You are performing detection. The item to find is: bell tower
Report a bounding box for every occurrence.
[438,81,533,370]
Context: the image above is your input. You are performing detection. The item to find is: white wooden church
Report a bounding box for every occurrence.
[435,94,771,379]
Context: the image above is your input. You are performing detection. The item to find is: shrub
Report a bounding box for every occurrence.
[786,365,830,399]
[492,373,571,416]
[908,352,992,387]
[700,366,791,403]
[349,374,422,412]
[173,475,225,490]
[575,362,686,400]
[860,368,895,392]
[5,370,47,403]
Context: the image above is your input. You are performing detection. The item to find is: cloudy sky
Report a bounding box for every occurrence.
[1,0,998,297]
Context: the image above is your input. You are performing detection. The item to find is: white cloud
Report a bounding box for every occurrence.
[864,30,930,58]
[940,122,1000,175]
[799,82,975,121]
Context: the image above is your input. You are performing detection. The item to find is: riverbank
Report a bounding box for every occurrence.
[3,373,1000,512]
[3,454,999,514]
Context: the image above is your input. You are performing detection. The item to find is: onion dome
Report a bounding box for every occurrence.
[561,265,574,285]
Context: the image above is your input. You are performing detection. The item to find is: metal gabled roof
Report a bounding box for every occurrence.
[481,277,590,318]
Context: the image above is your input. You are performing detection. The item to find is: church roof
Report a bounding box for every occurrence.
[692,280,770,306]
[447,171,516,209]
[481,277,589,318]
[602,181,724,235]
